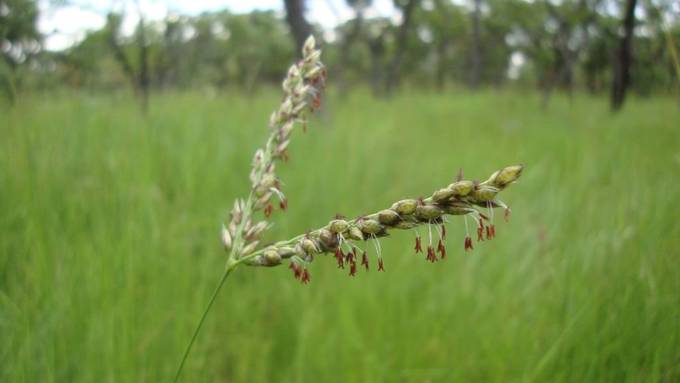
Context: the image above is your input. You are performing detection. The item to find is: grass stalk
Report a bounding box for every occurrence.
[173,260,238,383]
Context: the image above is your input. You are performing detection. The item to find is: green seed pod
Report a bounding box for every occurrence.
[358,219,383,234]
[221,224,232,248]
[254,175,277,197]
[260,174,277,189]
[394,220,418,229]
[448,180,474,197]
[391,199,418,215]
[318,229,339,249]
[491,165,523,189]
[328,219,349,234]
[416,204,443,220]
[277,246,297,258]
[377,209,400,225]
[471,185,498,202]
[264,250,282,266]
[432,188,455,202]
[485,170,500,185]
[301,238,318,254]
[242,240,259,256]
[347,226,364,241]
[442,202,471,215]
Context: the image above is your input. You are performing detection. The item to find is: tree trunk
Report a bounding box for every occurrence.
[384,0,419,95]
[468,0,482,89]
[611,0,637,111]
[336,7,365,96]
[435,40,448,92]
[368,33,387,97]
[283,0,313,56]
[138,16,149,113]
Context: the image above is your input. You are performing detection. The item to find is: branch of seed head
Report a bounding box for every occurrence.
[238,165,523,283]
[220,36,327,263]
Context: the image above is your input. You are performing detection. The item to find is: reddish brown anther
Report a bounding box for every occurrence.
[486,224,496,240]
[290,263,302,280]
[345,248,354,263]
[311,94,321,111]
[301,268,310,284]
[464,236,474,252]
[279,198,288,211]
[335,248,344,269]
[426,246,437,262]
[361,251,369,270]
[437,239,446,259]
[477,225,485,242]
[414,236,423,253]
[349,261,357,277]
[264,203,274,217]
[377,258,385,271]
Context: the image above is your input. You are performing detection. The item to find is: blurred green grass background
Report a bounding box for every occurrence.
[1,90,679,382]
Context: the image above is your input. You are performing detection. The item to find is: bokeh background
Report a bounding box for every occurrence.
[2,0,680,382]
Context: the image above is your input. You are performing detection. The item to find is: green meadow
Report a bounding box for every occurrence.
[1,90,679,382]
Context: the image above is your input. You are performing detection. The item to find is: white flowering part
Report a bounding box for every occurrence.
[223,36,327,264]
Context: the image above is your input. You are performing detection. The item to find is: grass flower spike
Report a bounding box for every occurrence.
[174,35,522,382]
[240,164,523,280]
[223,35,326,267]
[174,36,326,382]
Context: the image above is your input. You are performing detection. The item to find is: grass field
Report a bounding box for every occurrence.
[1,89,679,382]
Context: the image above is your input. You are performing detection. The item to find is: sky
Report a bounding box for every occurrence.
[37,0,400,51]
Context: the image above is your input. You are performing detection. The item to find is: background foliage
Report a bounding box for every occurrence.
[2,90,680,381]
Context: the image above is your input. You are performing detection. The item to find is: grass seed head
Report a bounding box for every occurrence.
[243,165,523,283]
[218,36,523,284]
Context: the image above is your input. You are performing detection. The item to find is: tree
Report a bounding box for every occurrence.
[384,0,419,94]
[415,0,467,90]
[283,0,313,56]
[336,0,370,95]
[539,0,599,107]
[468,0,483,88]
[0,0,40,104]
[611,0,638,110]
[106,11,150,113]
